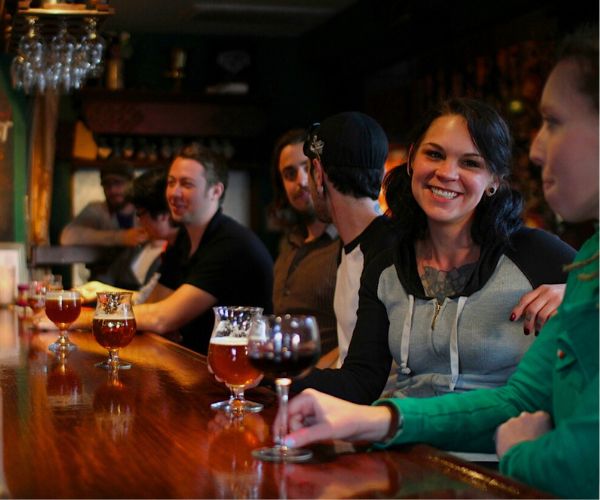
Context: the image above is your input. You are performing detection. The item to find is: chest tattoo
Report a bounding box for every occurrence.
[420,262,477,303]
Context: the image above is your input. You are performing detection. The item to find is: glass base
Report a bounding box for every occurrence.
[211,399,263,414]
[48,340,77,352]
[95,360,132,370]
[252,445,313,463]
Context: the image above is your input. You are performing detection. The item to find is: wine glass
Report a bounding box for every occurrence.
[80,17,106,78]
[27,280,47,329]
[248,314,321,462]
[46,290,81,352]
[92,292,136,370]
[48,20,77,93]
[44,274,63,291]
[16,16,45,94]
[208,306,264,414]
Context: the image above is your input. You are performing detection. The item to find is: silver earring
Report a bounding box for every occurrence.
[486,186,497,196]
[406,162,412,177]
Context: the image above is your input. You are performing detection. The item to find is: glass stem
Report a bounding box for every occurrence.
[275,378,292,449]
[108,349,120,369]
[58,328,70,346]
[229,386,246,413]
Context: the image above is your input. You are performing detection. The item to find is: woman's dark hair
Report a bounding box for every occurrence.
[557,24,598,112]
[268,128,308,229]
[131,167,169,219]
[384,97,523,245]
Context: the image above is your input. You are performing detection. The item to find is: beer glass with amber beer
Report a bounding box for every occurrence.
[208,306,264,414]
[93,292,136,370]
[46,290,81,352]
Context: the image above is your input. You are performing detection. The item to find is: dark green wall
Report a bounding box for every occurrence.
[0,54,30,244]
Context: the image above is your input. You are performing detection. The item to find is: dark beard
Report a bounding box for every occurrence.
[108,198,130,213]
[296,208,317,225]
[313,195,332,224]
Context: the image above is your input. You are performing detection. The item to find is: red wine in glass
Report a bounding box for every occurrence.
[248,345,319,379]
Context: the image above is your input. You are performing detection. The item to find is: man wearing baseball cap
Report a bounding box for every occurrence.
[294,111,399,392]
[60,159,148,284]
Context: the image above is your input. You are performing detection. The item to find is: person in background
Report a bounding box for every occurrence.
[130,168,180,285]
[60,160,148,284]
[87,167,180,294]
[270,129,340,362]
[279,25,598,498]
[293,97,575,404]
[75,143,274,355]
[299,112,398,377]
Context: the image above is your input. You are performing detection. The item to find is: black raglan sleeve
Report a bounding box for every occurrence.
[505,227,576,288]
[291,250,394,404]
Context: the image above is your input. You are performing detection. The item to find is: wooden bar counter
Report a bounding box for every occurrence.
[0,309,548,498]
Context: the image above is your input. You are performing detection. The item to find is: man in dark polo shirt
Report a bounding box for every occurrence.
[153,143,273,353]
[74,143,273,354]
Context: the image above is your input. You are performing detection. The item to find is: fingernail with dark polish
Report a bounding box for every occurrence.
[524,328,530,335]
[510,313,516,321]
[535,330,539,336]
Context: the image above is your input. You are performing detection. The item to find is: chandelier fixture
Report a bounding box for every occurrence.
[6,3,114,95]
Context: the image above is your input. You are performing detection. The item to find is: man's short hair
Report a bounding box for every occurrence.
[178,142,229,198]
[177,142,229,206]
[304,111,388,200]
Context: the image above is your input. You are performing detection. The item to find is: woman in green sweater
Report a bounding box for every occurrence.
[278,26,599,499]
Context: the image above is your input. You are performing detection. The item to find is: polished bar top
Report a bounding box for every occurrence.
[0,309,549,498]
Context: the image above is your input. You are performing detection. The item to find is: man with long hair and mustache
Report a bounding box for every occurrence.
[270,129,340,362]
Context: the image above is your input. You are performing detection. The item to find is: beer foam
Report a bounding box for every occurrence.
[95,314,135,320]
[46,290,80,300]
[210,336,248,346]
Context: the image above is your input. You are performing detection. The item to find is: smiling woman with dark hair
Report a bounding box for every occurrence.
[294,97,575,403]
[386,98,523,246]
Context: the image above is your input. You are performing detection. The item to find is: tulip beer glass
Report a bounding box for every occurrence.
[208,306,264,414]
[93,292,136,370]
[46,290,81,352]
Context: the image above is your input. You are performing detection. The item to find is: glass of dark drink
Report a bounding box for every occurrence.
[44,273,63,292]
[27,280,47,329]
[92,292,136,370]
[46,290,81,352]
[208,306,264,414]
[248,314,320,462]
